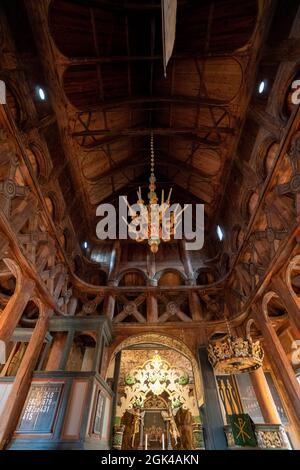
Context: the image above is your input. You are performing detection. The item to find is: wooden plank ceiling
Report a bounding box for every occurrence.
[23,0,262,240]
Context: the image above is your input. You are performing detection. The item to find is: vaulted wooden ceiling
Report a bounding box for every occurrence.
[5,0,269,243]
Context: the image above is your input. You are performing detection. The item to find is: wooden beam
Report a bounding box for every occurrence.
[71,273,226,295]
[25,0,94,237]
[229,106,300,276]
[80,133,221,150]
[0,275,35,343]
[63,51,246,67]
[67,0,176,11]
[75,95,229,113]
[72,126,235,138]
[86,150,211,183]
[0,208,56,311]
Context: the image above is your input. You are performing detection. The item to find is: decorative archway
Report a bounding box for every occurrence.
[121,353,195,411]
[110,333,203,407]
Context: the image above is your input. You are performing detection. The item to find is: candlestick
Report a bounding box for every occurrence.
[145,433,148,451]
[162,432,165,450]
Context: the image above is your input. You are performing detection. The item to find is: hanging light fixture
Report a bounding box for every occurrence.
[207,317,264,374]
[131,132,175,254]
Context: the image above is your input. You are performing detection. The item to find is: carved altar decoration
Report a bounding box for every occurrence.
[117,353,198,417]
[224,424,291,450]
[112,333,204,406]
[207,332,264,374]
[144,395,167,409]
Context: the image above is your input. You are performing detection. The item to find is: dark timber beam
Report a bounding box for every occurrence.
[63,51,246,67]
[74,95,229,112]
[72,126,235,138]
[79,134,221,150]
[87,151,211,183]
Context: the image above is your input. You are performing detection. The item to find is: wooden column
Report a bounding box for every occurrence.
[110,351,122,445]
[93,334,104,373]
[67,296,78,316]
[250,367,281,424]
[179,239,195,283]
[255,308,300,426]
[0,277,35,342]
[147,250,156,281]
[198,346,227,450]
[272,276,300,334]
[45,332,67,371]
[58,329,74,370]
[108,240,121,281]
[104,241,121,321]
[147,293,158,322]
[0,305,50,449]
[104,291,116,321]
[189,291,203,321]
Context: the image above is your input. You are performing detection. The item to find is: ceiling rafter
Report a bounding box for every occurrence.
[85,150,214,185]
[63,51,248,67]
[74,95,229,113]
[72,126,235,139]
[93,178,206,208]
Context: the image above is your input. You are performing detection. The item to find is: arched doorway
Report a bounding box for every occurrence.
[107,334,204,450]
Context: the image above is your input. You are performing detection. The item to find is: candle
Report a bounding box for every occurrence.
[162,432,165,450]
[145,433,148,451]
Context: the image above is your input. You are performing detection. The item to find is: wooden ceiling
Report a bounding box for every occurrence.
[6,0,267,243]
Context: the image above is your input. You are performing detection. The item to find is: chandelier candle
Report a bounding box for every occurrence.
[95,133,205,251]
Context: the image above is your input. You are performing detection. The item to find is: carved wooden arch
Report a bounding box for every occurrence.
[286,254,300,308]
[208,330,227,341]
[116,268,148,286]
[239,188,254,220]
[255,136,279,180]
[62,226,74,254]
[154,268,187,284]
[196,266,217,285]
[44,191,62,223]
[245,317,262,338]
[27,142,51,184]
[3,258,24,297]
[109,333,204,406]
[74,330,97,342]
[21,295,50,327]
[230,224,243,254]
[262,290,282,321]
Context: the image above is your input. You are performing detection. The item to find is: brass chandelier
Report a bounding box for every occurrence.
[131,132,175,254]
[207,318,264,374]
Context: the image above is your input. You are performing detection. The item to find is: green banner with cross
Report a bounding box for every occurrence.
[228,414,257,447]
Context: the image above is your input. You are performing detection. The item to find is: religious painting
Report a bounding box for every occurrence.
[17,382,63,434]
